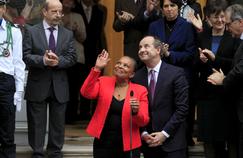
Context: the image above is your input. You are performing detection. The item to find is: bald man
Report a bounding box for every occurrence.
[23,0,76,157]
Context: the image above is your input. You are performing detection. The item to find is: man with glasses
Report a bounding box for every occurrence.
[207,4,243,158]
[23,0,76,157]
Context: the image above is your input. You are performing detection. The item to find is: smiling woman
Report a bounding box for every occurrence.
[80,50,149,158]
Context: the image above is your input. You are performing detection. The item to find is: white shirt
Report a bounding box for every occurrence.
[0,18,25,92]
[43,20,58,44]
[240,32,243,40]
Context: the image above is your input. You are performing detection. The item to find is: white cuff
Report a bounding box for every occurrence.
[162,130,170,138]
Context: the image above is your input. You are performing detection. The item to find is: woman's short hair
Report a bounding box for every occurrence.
[204,0,228,17]
[160,0,183,9]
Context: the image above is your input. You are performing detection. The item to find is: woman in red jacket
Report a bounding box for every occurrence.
[80,50,149,158]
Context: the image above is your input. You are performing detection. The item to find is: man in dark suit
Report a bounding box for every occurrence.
[113,0,146,62]
[23,1,76,157]
[72,0,105,120]
[133,36,189,158]
[207,4,243,158]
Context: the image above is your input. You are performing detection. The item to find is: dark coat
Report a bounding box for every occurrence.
[133,61,189,152]
[195,29,240,141]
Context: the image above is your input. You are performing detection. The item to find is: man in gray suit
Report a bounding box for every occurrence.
[23,0,76,157]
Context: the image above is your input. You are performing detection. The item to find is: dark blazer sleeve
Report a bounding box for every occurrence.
[223,53,243,91]
[162,68,189,136]
[80,68,101,99]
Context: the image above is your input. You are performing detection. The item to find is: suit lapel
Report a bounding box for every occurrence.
[56,26,64,55]
[153,62,167,104]
[38,23,49,51]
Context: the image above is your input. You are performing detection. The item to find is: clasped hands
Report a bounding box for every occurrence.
[44,50,59,67]
[142,132,167,147]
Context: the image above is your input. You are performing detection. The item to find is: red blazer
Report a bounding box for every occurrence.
[80,68,149,151]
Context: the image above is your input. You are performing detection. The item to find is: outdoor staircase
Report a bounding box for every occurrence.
[15,123,205,158]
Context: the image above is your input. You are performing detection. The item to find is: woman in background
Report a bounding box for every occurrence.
[190,1,240,157]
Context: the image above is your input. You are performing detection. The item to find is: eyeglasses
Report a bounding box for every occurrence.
[51,10,64,16]
[211,15,225,20]
[225,19,238,28]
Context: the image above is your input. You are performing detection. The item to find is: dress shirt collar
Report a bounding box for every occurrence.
[81,1,91,10]
[240,32,243,40]
[43,20,58,31]
[147,60,162,74]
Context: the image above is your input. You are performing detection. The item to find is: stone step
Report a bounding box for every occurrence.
[15,123,205,158]
[16,135,205,158]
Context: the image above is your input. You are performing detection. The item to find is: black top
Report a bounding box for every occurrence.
[99,97,124,147]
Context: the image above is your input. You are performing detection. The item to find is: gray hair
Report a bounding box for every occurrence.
[226,4,243,21]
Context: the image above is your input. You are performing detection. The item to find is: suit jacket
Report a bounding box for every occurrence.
[195,29,240,141]
[73,3,105,67]
[23,22,76,103]
[195,29,240,99]
[113,0,145,60]
[223,41,243,122]
[148,17,197,80]
[80,68,149,151]
[133,61,189,152]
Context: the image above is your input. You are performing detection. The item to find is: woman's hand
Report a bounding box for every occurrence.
[94,49,110,71]
[187,12,203,31]
[130,98,139,115]
[199,48,215,63]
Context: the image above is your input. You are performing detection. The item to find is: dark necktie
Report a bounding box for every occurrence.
[48,27,56,53]
[149,70,156,102]
[136,0,140,5]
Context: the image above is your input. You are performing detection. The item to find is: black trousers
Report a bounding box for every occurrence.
[93,137,140,158]
[0,73,16,158]
[239,122,243,158]
[142,144,187,158]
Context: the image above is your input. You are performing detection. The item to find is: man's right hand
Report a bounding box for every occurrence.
[146,0,160,16]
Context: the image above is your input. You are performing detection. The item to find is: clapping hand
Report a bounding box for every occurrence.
[161,43,170,57]
[44,50,59,67]
[187,12,203,31]
[146,0,160,15]
[94,49,111,71]
[116,11,135,23]
[199,48,215,63]
[207,68,225,85]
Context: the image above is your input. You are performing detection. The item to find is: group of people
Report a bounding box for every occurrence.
[1,0,243,158]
